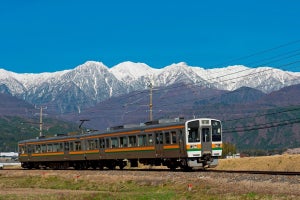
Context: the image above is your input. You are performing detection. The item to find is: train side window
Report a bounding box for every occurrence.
[86,140,90,150]
[171,131,177,144]
[27,145,33,154]
[165,132,170,144]
[87,140,95,150]
[138,135,147,146]
[75,141,81,151]
[35,145,41,153]
[64,142,69,151]
[120,136,128,147]
[148,134,154,145]
[129,135,137,147]
[21,146,26,154]
[156,132,163,144]
[69,142,74,151]
[23,146,27,153]
[41,144,46,153]
[100,138,105,148]
[105,138,110,148]
[95,139,99,149]
[47,144,53,152]
[59,143,63,152]
[53,143,59,152]
[111,137,118,148]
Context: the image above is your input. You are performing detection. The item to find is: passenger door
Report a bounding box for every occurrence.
[201,127,212,155]
[178,130,186,155]
[155,132,163,157]
[64,142,69,160]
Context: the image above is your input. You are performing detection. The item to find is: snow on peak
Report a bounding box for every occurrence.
[165,62,189,69]
[75,61,108,71]
[109,61,160,81]
[0,68,15,79]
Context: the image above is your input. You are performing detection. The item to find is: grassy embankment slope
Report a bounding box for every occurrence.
[216,154,300,172]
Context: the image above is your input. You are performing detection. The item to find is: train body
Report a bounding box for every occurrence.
[18,118,222,170]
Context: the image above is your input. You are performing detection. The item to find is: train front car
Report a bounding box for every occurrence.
[185,118,222,169]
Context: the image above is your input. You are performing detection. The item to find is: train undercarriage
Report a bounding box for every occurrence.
[21,156,218,171]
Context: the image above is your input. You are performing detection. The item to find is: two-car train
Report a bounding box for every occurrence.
[18,117,222,170]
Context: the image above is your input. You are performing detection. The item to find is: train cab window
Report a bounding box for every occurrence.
[212,120,222,142]
[120,136,128,147]
[165,132,170,144]
[41,144,47,153]
[138,135,147,146]
[148,134,154,145]
[202,128,210,142]
[129,135,137,147]
[171,131,177,144]
[188,127,200,143]
[111,137,118,148]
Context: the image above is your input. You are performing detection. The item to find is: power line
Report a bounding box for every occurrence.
[40,40,300,126]
[223,117,300,134]
[223,106,300,123]
[207,39,300,68]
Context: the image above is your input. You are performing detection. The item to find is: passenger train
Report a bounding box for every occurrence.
[18,117,222,170]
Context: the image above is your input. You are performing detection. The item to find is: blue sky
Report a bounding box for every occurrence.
[1,0,300,73]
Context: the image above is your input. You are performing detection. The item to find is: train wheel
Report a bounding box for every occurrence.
[180,159,192,171]
[107,161,116,170]
[168,166,176,171]
[108,165,116,170]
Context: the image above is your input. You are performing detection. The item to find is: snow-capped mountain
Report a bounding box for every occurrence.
[1,61,300,113]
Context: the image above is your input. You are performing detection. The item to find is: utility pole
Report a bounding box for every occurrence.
[149,82,153,121]
[36,106,47,137]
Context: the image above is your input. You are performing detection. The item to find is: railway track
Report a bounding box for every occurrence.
[208,169,300,176]
[3,166,300,176]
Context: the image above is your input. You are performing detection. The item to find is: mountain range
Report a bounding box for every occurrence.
[1,61,300,152]
[1,61,300,114]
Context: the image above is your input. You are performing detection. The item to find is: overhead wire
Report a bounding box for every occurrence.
[222,117,300,134]
[206,39,300,68]
[42,39,300,131]
[42,40,300,115]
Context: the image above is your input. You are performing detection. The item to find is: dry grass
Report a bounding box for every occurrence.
[216,154,300,171]
[0,155,299,199]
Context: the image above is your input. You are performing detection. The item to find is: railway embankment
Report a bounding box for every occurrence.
[215,154,300,172]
